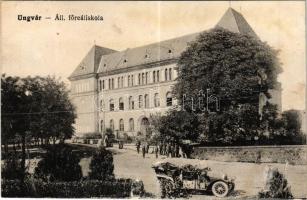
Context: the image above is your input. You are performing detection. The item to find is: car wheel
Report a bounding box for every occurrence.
[212,181,229,198]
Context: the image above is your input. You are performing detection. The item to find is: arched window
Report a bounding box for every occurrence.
[129,96,134,110]
[169,68,172,80]
[129,118,134,131]
[100,100,103,111]
[145,72,148,84]
[131,75,134,86]
[110,119,114,131]
[119,97,124,110]
[99,80,102,91]
[102,80,105,89]
[157,70,160,82]
[128,75,130,87]
[165,69,168,81]
[154,93,160,107]
[153,71,156,83]
[145,94,149,108]
[109,99,114,111]
[118,77,121,88]
[138,73,141,85]
[139,95,143,108]
[119,119,124,131]
[166,92,173,107]
[100,120,104,132]
[142,73,145,85]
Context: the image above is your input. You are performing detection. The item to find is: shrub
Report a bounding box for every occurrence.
[1,152,26,180]
[1,179,132,198]
[83,132,102,139]
[34,144,82,182]
[258,167,293,198]
[88,147,114,181]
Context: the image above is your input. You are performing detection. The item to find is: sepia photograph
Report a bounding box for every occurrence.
[1,1,306,199]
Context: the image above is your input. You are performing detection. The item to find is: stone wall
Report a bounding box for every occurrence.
[191,145,307,165]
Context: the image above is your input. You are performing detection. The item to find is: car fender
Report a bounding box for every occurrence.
[156,174,174,182]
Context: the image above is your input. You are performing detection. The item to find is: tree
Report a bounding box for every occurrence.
[174,28,281,110]
[88,147,114,181]
[1,75,76,147]
[168,28,282,145]
[150,110,201,143]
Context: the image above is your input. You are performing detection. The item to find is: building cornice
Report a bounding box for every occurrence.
[98,58,178,77]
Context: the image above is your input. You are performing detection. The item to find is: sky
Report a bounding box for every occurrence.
[1,1,306,111]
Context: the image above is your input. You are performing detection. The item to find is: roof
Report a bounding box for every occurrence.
[97,32,200,73]
[68,45,117,79]
[70,8,258,78]
[215,8,258,38]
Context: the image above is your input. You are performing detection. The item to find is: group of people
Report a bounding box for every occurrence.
[136,140,187,159]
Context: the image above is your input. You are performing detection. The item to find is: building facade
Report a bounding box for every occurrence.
[68,8,282,138]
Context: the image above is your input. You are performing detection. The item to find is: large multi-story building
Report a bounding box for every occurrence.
[68,8,282,138]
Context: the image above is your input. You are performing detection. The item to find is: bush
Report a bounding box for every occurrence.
[258,168,293,198]
[88,147,114,181]
[83,132,102,139]
[34,144,82,182]
[1,152,26,180]
[1,179,132,198]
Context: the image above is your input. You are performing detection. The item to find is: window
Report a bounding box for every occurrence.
[154,93,160,107]
[121,76,124,88]
[142,73,145,85]
[99,80,102,91]
[129,118,134,131]
[119,119,124,131]
[112,78,114,89]
[131,75,134,86]
[169,68,172,80]
[139,95,143,108]
[145,94,149,108]
[145,72,148,84]
[102,80,105,89]
[110,119,114,131]
[138,73,141,85]
[129,96,134,110]
[157,70,160,82]
[118,77,121,88]
[153,71,156,83]
[166,92,173,107]
[109,99,114,111]
[128,75,130,87]
[119,97,124,110]
[100,120,104,132]
[100,100,103,111]
[108,79,111,89]
[165,69,168,81]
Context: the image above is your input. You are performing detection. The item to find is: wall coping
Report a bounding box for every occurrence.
[194,145,307,149]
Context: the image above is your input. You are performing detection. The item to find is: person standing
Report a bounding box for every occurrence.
[136,141,140,154]
[142,144,146,158]
[155,145,159,159]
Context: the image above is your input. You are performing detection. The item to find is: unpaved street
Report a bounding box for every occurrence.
[109,145,307,199]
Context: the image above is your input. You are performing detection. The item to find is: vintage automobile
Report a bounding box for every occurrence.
[152,161,235,198]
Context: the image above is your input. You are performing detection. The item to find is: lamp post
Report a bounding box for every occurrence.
[20,90,32,182]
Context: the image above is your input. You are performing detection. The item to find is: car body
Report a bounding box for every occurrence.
[152,161,235,198]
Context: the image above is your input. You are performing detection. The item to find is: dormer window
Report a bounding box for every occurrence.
[124,59,127,63]
[168,49,172,54]
[145,54,149,59]
[104,63,106,67]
